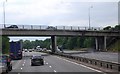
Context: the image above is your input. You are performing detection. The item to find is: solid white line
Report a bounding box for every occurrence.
[56,56,102,73]
[54,70,57,72]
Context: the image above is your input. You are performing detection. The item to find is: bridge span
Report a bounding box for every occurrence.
[0,24,120,53]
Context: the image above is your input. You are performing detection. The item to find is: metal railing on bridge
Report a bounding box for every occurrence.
[0,24,103,31]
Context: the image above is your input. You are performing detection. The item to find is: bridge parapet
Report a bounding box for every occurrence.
[0,24,103,31]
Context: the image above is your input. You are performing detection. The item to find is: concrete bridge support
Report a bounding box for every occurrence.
[104,36,107,50]
[51,36,57,53]
[95,37,98,51]
[95,36,107,51]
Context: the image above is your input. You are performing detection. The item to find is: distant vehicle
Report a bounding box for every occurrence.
[6,25,18,28]
[46,26,57,30]
[10,41,22,60]
[31,55,44,66]
[24,49,28,52]
[29,49,33,52]
[43,48,47,51]
[0,54,12,73]
[36,46,42,52]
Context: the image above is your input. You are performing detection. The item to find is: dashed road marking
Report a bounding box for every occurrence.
[49,66,52,68]
[56,56,102,73]
[22,64,24,66]
[54,70,57,72]
[46,63,48,64]
[21,68,23,70]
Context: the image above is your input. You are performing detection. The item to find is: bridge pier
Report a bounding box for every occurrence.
[51,36,57,53]
[95,37,98,51]
[95,36,107,51]
[104,36,107,50]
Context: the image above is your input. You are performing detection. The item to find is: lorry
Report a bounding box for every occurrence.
[10,41,22,60]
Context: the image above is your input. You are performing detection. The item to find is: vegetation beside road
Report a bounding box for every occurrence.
[0,36,10,54]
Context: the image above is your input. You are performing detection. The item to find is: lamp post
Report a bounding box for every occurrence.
[3,0,7,28]
[88,6,93,29]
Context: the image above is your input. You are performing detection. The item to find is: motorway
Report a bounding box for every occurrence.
[9,51,105,73]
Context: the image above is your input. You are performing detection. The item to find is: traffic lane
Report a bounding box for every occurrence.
[71,52,119,63]
[20,57,54,72]
[44,55,103,73]
[10,52,54,72]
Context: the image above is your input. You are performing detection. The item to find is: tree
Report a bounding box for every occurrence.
[115,24,120,30]
[2,36,10,54]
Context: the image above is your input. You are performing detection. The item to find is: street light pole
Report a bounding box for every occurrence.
[3,1,6,28]
[3,0,7,28]
[88,6,93,29]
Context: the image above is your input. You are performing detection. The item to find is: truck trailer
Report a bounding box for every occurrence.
[10,41,22,60]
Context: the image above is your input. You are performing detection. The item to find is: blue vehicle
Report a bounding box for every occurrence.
[10,41,22,60]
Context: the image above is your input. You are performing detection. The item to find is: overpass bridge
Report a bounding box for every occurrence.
[0,24,120,53]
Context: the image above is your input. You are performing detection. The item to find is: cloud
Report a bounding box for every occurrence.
[0,0,118,27]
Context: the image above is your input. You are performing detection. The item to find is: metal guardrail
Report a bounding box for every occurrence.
[54,53,120,72]
[0,24,103,31]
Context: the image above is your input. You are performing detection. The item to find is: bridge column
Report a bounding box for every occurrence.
[104,36,107,51]
[95,37,98,51]
[51,36,57,53]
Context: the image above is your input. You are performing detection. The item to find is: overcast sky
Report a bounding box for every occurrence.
[0,0,119,41]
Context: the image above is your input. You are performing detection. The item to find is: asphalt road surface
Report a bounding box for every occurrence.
[9,51,105,73]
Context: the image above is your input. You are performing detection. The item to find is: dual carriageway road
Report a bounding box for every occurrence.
[9,51,106,73]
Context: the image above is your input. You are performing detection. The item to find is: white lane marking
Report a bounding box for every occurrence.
[23,60,26,64]
[22,64,24,66]
[56,56,102,73]
[21,68,23,70]
[46,63,48,64]
[49,66,52,68]
[54,70,57,72]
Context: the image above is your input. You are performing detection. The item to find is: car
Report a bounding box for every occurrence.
[31,55,44,66]
[29,49,33,52]
[46,26,57,30]
[6,25,18,28]
[24,49,28,52]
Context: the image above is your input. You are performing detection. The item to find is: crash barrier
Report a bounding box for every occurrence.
[54,53,120,71]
